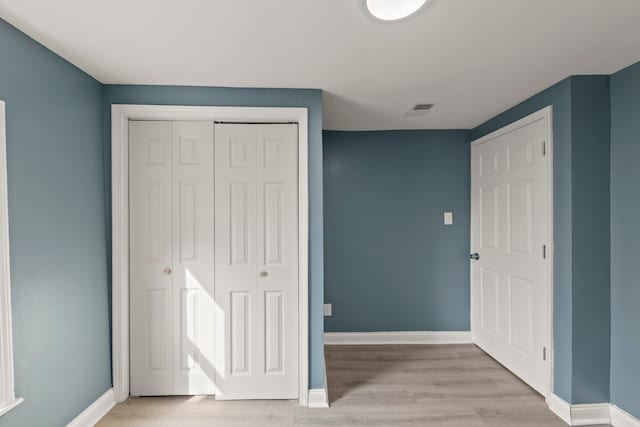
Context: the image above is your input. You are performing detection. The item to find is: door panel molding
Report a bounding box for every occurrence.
[112,105,309,405]
[470,106,553,401]
[214,123,298,399]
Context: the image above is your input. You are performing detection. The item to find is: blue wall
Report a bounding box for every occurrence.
[0,19,111,427]
[610,61,640,419]
[323,130,471,332]
[570,76,611,404]
[102,85,325,389]
[473,76,612,404]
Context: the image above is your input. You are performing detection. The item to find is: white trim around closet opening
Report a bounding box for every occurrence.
[0,100,24,417]
[111,105,310,406]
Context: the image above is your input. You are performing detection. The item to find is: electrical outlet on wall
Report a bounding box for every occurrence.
[324,304,332,316]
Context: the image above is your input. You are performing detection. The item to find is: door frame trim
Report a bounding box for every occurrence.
[470,105,554,401]
[0,100,24,416]
[111,104,310,406]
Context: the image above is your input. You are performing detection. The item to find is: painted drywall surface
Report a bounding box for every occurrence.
[610,61,640,419]
[323,130,471,332]
[472,78,574,402]
[569,76,611,404]
[102,85,325,389]
[0,19,111,427]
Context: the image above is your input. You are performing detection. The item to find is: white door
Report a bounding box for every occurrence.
[130,121,216,396]
[471,109,551,395]
[214,124,299,400]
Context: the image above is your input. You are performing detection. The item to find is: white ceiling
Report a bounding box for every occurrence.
[1,0,640,130]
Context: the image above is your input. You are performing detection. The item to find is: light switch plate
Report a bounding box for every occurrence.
[444,212,453,225]
[324,304,332,316]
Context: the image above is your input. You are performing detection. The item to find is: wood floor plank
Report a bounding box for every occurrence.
[98,344,605,427]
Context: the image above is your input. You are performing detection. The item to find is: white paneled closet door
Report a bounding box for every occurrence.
[214,124,299,400]
[130,121,215,396]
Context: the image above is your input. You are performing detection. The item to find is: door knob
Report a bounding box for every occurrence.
[469,253,480,261]
[163,267,172,275]
[259,271,268,277]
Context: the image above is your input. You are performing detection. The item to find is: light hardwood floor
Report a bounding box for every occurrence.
[98,344,606,426]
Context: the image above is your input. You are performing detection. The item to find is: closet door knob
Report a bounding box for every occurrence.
[259,271,268,277]
[163,267,172,275]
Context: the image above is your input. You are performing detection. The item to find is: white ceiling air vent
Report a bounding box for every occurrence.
[403,103,435,117]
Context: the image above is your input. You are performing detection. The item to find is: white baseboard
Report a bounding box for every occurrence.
[547,394,640,427]
[324,331,472,345]
[308,388,329,408]
[0,397,24,417]
[571,402,611,426]
[611,405,640,427]
[309,340,328,408]
[67,388,116,427]
[547,393,572,425]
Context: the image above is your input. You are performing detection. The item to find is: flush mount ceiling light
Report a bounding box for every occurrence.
[366,0,430,21]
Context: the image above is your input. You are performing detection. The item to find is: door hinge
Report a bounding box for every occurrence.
[543,347,547,361]
[543,244,547,259]
[542,141,546,156]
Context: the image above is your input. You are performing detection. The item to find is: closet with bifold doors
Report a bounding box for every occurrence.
[129,120,299,400]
